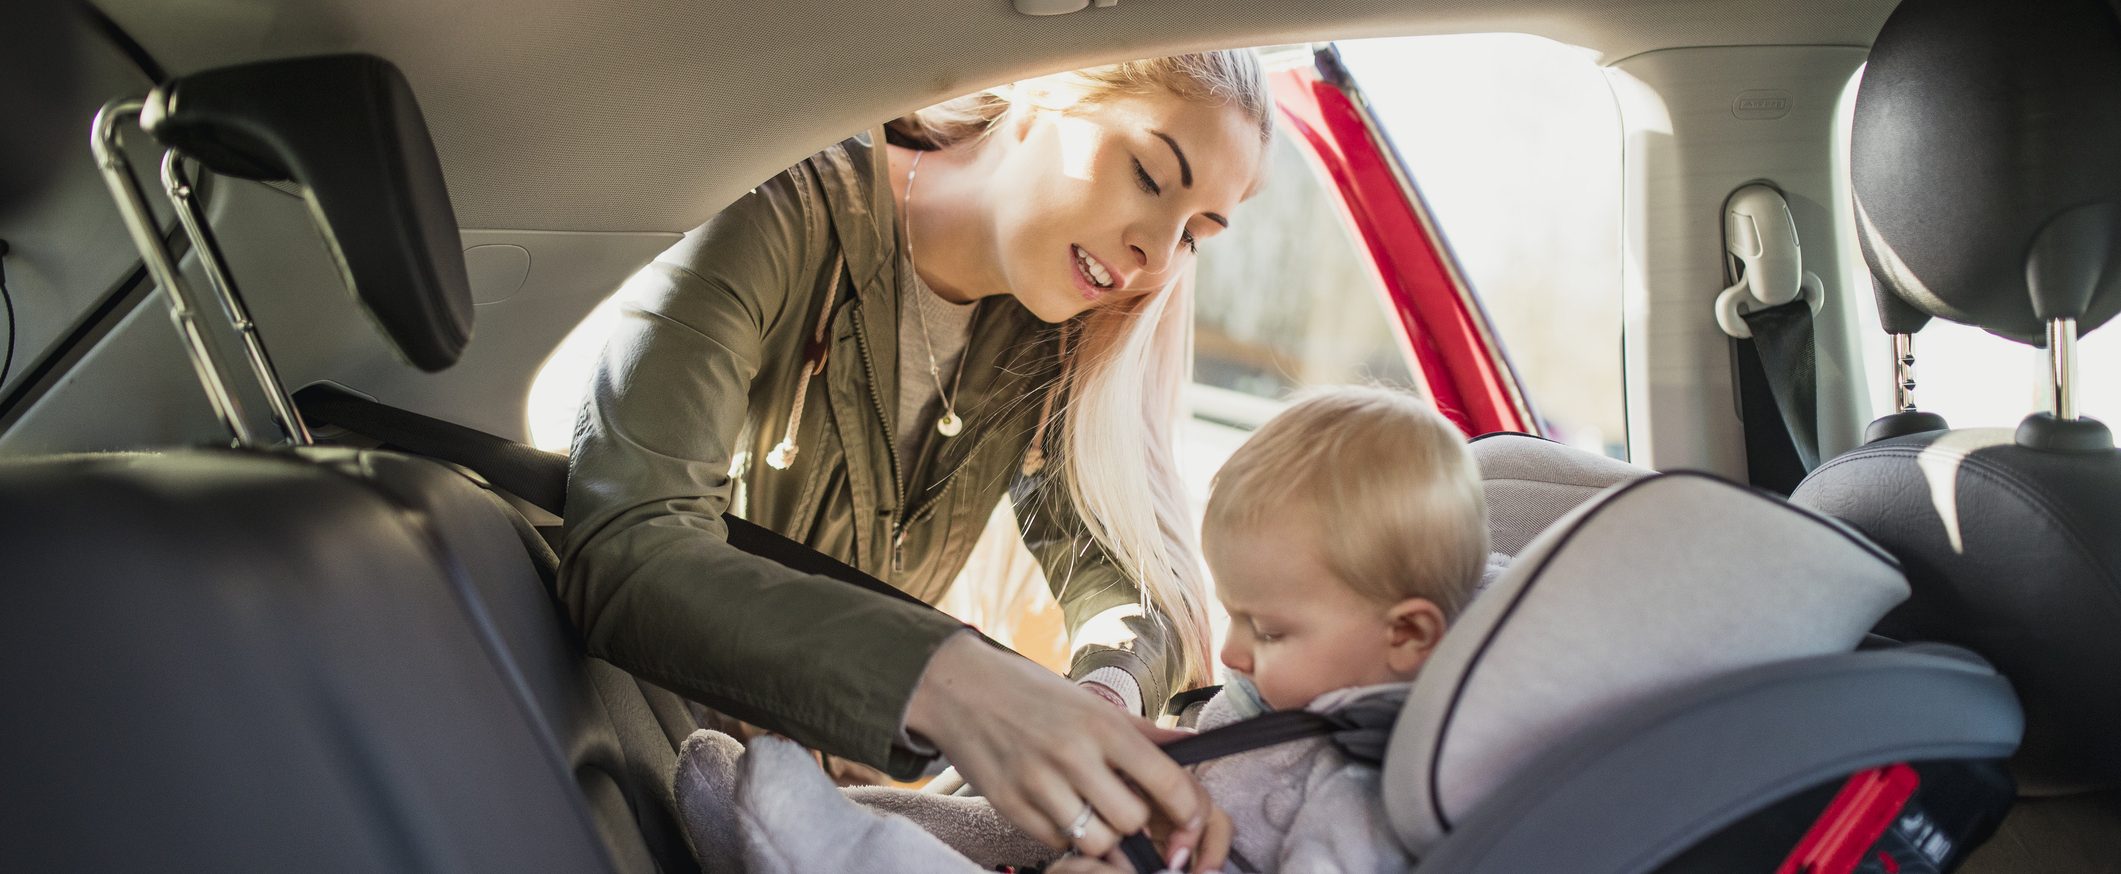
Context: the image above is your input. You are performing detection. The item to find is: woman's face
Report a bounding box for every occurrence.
[982,87,1264,322]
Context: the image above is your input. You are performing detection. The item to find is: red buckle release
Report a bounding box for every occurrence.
[1775,763,1921,874]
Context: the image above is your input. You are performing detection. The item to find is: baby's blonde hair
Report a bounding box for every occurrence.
[1205,386,1489,619]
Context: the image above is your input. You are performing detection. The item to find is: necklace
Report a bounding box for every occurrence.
[903,150,966,437]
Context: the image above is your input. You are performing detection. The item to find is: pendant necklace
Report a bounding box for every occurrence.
[903,150,966,437]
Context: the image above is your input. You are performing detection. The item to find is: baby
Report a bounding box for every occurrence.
[676,386,1493,874]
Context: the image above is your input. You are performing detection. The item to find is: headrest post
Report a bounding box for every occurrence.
[1892,332,1918,413]
[2050,317,2079,421]
[161,152,312,446]
[90,99,256,448]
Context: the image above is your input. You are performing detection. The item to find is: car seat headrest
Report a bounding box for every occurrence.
[1470,433,1651,557]
[0,0,82,218]
[141,53,473,372]
[1853,0,2121,344]
[1382,473,1910,854]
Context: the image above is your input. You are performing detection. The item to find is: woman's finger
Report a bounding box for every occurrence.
[1189,805,1232,873]
[1101,721,1206,847]
[1061,745,1153,837]
[1027,775,1125,858]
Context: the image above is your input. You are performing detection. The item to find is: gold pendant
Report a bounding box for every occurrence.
[936,411,963,437]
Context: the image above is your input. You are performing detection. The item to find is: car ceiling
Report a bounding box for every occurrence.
[97,0,1895,236]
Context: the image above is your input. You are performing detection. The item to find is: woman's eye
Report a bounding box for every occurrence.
[1132,159,1162,196]
[1181,229,1198,254]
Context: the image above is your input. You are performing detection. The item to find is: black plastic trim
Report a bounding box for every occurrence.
[0,226,188,433]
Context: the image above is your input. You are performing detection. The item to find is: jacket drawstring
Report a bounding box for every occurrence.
[767,255,845,470]
[1019,321,1074,477]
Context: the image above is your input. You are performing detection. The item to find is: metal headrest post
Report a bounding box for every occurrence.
[2050,318,2079,422]
[91,98,312,448]
[160,152,312,445]
[90,99,262,448]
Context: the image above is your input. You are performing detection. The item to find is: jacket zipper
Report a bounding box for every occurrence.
[847,302,910,571]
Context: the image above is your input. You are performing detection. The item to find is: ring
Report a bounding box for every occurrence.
[1065,802,1096,841]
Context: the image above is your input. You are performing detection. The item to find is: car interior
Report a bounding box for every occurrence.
[3,0,2117,871]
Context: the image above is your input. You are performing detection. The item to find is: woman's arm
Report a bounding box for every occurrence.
[1011,479,1187,717]
[559,168,966,777]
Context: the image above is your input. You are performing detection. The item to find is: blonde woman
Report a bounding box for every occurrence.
[560,53,1271,868]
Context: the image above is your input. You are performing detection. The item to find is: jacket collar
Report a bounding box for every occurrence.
[806,127,900,302]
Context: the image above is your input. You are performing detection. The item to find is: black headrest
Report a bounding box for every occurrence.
[141,54,472,371]
[0,0,82,218]
[1853,0,2121,343]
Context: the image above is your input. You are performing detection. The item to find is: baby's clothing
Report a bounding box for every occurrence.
[673,680,1413,874]
[1193,682,1411,873]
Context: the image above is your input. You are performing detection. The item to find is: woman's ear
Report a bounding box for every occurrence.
[1384,598,1448,678]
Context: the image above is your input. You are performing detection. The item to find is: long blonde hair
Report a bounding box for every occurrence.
[897,52,1272,692]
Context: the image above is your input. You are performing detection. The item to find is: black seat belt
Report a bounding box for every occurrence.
[293,383,928,609]
[1734,299,1820,494]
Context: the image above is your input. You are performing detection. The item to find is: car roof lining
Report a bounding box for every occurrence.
[93,0,1894,235]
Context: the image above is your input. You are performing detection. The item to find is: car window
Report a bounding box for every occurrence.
[1337,33,1627,459]
[1182,126,1421,508]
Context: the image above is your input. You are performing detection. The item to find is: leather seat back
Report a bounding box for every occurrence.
[0,450,618,872]
[1797,0,2121,799]
[1796,432,2121,794]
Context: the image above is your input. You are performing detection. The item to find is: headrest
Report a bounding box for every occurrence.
[1470,433,1651,556]
[1853,0,2121,343]
[0,0,81,217]
[1383,473,1909,854]
[141,54,473,371]
[1795,429,2121,794]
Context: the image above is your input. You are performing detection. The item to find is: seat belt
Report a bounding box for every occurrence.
[1734,299,1820,494]
[1715,184,1823,495]
[292,383,930,609]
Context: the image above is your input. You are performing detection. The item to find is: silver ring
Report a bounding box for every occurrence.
[1065,802,1096,841]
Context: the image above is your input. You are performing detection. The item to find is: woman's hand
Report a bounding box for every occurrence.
[905,632,1228,870]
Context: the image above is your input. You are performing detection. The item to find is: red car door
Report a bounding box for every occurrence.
[1270,45,1541,438]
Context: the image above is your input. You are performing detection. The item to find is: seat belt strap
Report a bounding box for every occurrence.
[293,383,930,609]
[1735,298,1821,493]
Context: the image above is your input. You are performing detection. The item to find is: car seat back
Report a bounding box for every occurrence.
[1795,1,2121,867]
[7,50,712,873]
[1385,465,2021,871]
[0,450,619,872]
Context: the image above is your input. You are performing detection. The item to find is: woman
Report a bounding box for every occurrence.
[560,52,1270,867]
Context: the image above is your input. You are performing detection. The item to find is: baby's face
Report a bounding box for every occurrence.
[1207,515,1435,711]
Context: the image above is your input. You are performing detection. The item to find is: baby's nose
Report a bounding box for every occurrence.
[1219,640,1250,674]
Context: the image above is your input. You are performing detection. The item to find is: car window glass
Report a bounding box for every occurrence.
[1337,33,1627,459]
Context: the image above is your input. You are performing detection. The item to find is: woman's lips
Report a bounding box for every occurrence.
[1070,245,1116,302]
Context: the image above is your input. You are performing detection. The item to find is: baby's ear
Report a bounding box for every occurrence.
[1384,598,1448,677]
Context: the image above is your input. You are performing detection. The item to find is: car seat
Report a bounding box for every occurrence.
[1790,0,2121,868]
[1,53,710,873]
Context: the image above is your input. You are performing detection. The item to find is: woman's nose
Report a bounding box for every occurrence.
[1125,225,1183,276]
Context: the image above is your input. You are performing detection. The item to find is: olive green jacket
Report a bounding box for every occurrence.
[559,129,1183,777]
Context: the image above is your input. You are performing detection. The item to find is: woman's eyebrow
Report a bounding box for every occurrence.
[1149,130,1192,188]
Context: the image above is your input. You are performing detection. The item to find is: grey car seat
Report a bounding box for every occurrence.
[1395,455,2022,872]
[1790,0,2121,869]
